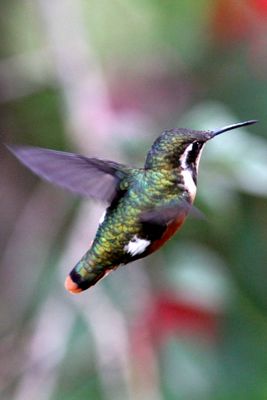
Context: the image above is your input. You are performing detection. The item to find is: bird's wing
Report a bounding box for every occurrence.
[139,200,204,240]
[7,145,131,204]
[140,200,203,224]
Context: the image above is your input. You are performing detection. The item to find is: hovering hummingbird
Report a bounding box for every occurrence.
[7,120,257,294]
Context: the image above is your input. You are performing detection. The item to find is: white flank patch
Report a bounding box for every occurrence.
[181,169,197,199]
[124,235,150,256]
[98,210,106,225]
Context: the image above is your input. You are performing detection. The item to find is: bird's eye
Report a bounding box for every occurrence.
[192,141,201,151]
[186,141,203,165]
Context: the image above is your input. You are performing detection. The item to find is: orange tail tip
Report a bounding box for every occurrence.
[64,275,83,294]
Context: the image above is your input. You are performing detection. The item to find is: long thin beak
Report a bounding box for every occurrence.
[212,120,258,138]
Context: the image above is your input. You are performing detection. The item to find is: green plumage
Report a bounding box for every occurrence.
[74,165,188,287]
[7,119,257,292]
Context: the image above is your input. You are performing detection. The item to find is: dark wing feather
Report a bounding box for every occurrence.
[139,201,204,242]
[140,200,204,230]
[7,145,131,203]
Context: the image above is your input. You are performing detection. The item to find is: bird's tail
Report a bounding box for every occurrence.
[64,250,114,294]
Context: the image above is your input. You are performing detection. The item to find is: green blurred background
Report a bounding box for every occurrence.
[1,1,267,399]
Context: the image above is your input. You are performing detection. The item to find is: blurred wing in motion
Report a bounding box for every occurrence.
[7,145,131,204]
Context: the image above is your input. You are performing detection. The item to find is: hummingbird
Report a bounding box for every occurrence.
[7,120,257,294]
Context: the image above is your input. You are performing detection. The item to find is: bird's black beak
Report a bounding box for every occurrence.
[211,120,258,138]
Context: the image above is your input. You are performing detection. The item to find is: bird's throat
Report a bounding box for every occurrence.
[181,168,197,201]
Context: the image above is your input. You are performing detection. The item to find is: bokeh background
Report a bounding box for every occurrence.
[1,1,267,399]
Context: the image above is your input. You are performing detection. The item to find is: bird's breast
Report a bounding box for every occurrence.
[148,212,187,253]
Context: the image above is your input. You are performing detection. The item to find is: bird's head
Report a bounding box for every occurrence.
[145,120,257,182]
